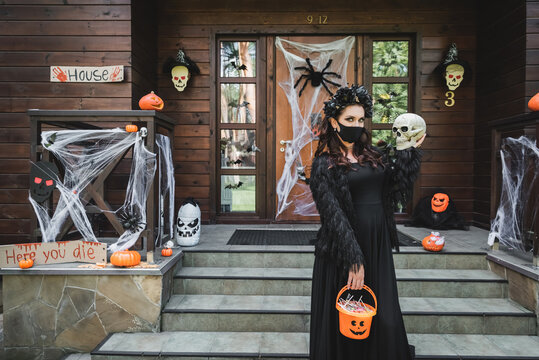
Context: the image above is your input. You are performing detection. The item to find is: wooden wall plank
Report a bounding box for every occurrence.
[0,36,132,51]
[0,1,135,241]
[1,5,131,20]
[0,51,132,67]
[0,20,131,36]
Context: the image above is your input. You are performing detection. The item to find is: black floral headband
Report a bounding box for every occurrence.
[323,85,373,119]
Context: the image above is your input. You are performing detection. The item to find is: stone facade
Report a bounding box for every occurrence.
[487,259,539,335]
[2,263,177,360]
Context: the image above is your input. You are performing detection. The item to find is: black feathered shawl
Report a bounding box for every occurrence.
[309,146,422,275]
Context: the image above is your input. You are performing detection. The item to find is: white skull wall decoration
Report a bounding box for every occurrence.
[445,63,465,91]
[171,66,190,92]
[392,113,427,150]
[175,198,201,246]
[163,49,200,93]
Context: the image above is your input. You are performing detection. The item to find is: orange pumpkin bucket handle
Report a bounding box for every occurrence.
[335,285,377,340]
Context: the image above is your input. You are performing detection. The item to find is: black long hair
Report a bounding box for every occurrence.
[314,85,384,171]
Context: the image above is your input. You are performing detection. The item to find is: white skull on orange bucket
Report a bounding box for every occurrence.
[171,66,190,92]
[445,64,464,91]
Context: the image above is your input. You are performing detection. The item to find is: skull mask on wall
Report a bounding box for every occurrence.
[163,49,200,93]
[176,197,201,246]
[171,66,190,92]
[445,63,465,91]
[30,161,59,203]
[392,113,426,150]
[436,43,471,92]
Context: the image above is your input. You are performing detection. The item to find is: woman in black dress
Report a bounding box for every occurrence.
[308,85,425,360]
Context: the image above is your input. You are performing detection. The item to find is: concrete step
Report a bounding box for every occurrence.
[161,295,535,335]
[91,331,539,359]
[174,267,507,298]
[181,249,488,270]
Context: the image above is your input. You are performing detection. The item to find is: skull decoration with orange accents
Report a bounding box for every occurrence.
[163,49,200,93]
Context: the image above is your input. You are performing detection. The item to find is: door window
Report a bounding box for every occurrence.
[217,39,259,214]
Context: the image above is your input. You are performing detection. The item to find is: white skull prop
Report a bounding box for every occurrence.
[171,66,190,92]
[175,198,201,246]
[445,64,464,90]
[392,113,426,150]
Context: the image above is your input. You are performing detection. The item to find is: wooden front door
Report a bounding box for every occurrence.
[274,36,360,221]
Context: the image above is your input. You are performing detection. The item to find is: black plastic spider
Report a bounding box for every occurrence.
[118,209,146,233]
[294,58,342,97]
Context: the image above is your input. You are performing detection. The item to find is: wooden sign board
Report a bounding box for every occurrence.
[50,65,124,83]
[0,240,107,268]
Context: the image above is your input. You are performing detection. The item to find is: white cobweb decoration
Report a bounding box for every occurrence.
[28,128,165,252]
[275,36,355,218]
[488,136,538,253]
[155,134,175,248]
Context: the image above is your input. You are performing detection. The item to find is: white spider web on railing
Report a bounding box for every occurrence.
[488,136,538,253]
[28,128,175,252]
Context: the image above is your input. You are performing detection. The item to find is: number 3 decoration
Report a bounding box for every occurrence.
[435,43,471,107]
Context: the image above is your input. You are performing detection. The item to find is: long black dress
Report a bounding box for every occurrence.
[310,161,413,360]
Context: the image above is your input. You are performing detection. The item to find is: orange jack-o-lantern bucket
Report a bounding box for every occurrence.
[335,285,377,340]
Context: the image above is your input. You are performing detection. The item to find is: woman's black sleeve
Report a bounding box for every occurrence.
[309,155,365,271]
[386,146,423,209]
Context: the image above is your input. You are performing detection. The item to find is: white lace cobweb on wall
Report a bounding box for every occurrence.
[28,128,175,253]
[155,134,175,248]
[275,36,355,218]
[488,136,538,253]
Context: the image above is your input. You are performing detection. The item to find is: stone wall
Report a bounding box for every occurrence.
[488,259,539,336]
[2,267,177,359]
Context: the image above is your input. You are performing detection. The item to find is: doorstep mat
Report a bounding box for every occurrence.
[226,229,421,246]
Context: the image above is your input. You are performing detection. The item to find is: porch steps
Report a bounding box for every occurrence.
[161,294,535,335]
[91,249,539,359]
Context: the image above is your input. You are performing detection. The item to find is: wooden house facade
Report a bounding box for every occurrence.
[0,0,537,245]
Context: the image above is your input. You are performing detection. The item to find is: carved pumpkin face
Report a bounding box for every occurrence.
[431,193,449,212]
[349,319,367,337]
[422,232,445,252]
[139,91,164,111]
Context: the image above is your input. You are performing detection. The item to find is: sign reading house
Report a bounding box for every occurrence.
[50,65,124,83]
[0,240,107,268]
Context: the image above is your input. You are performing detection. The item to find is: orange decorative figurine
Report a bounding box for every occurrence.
[528,92,539,111]
[422,232,445,252]
[139,91,164,111]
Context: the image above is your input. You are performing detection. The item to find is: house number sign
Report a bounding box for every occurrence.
[306,15,328,24]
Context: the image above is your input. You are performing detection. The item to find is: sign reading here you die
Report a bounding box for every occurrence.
[0,241,107,268]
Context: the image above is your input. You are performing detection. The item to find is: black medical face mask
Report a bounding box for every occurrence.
[336,122,365,143]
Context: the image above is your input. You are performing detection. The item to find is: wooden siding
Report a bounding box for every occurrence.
[158,0,478,223]
[474,0,530,228]
[0,1,134,244]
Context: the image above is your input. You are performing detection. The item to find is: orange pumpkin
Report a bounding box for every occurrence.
[431,193,449,213]
[139,91,164,111]
[19,258,34,269]
[110,250,141,267]
[528,92,539,111]
[161,248,173,257]
[125,124,138,133]
[422,233,445,252]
